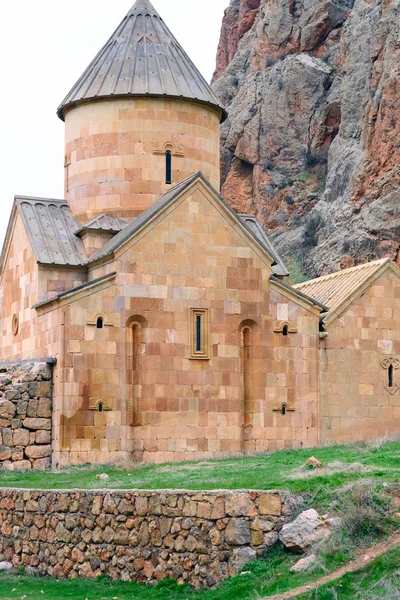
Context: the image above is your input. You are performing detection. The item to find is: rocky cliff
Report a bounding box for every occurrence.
[212,0,400,278]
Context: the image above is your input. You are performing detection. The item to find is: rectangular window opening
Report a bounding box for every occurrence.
[190,308,209,359]
[196,315,202,352]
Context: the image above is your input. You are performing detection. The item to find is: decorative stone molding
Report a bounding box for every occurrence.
[11,314,19,336]
[89,398,112,412]
[87,314,114,327]
[381,356,400,394]
[273,321,298,334]
[273,402,295,414]
[152,140,185,156]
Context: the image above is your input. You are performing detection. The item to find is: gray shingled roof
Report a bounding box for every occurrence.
[239,215,289,277]
[75,214,127,236]
[88,173,288,274]
[17,197,87,266]
[57,0,227,122]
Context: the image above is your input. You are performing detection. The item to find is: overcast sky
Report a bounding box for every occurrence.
[0,0,228,246]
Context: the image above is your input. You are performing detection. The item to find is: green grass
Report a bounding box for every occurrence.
[295,545,400,599]
[1,442,400,511]
[1,443,399,600]
[0,546,351,600]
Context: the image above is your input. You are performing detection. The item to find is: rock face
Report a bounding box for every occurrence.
[213,0,400,277]
[279,509,333,553]
[0,362,54,470]
[0,489,296,589]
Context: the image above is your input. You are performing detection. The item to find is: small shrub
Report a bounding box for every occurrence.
[303,213,325,248]
[266,56,276,67]
[285,195,294,205]
[335,483,395,545]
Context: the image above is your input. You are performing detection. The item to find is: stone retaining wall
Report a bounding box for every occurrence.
[0,489,297,588]
[0,361,54,470]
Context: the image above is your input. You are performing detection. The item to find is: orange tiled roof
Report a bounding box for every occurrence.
[295,258,393,322]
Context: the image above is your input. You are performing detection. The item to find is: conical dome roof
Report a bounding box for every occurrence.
[57,0,227,122]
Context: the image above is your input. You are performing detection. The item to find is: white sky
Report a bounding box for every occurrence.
[0,0,228,247]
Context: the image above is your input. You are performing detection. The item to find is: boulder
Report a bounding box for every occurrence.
[0,562,13,571]
[228,547,257,576]
[306,456,323,469]
[279,509,333,553]
[290,554,318,573]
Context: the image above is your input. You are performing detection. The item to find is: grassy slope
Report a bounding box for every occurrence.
[0,442,398,511]
[295,545,400,599]
[0,442,399,600]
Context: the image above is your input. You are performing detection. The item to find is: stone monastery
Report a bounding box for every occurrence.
[1,0,400,468]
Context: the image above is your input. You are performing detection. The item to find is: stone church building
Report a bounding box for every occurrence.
[1,0,400,467]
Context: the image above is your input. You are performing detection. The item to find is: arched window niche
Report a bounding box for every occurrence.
[126,315,147,427]
[239,319,259,415]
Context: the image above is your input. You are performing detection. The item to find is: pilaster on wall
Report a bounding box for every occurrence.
[0,360,55,470]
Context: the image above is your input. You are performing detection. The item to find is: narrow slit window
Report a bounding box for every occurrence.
[98,403,103,413]
[196,315,202,352]
[388,364,394,388]
[96,317,104,329]
[190,309,209,359]
[282,324,289,336]
[281,404,287,416]
[166,150,172,184]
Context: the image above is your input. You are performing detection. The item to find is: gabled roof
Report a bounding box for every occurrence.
[87,172,285,268]
[239,215,288,277]
[75,214,127,236]
[16,197,87,266]
[57,0,227,122]
[295,258,400,325]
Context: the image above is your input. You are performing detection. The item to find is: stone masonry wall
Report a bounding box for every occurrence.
[0,361,54,470]
[0,489,297,589]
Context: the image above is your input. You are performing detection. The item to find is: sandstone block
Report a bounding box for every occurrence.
[16,399,28,417]
[259,494,281,516]
[0,446,11,461]
[11,448,23,462]
[25,445,52,459]
[23,418,51,431]
[55,523,71,543]
[32,458,51,470]
[13,429,30,447]
[26,400,39,418]
[224,519,251,545]
[4,390,20,402]
[136,496,148,516]
[35,430,51,444]
[226,493,256,517]
[13,460,32,471]
[28,381,51,398]
[0,400,16,420]
[2,429,13,447]
[37,398,52,418]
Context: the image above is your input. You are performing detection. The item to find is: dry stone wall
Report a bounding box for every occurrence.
[0,361,54,470]
[0,489,297,588]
